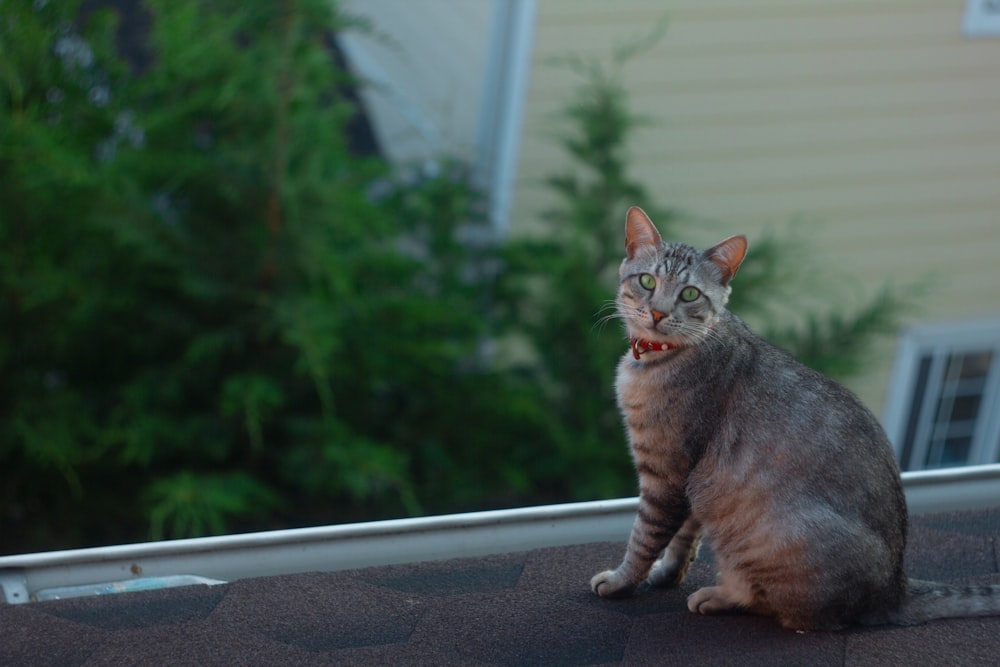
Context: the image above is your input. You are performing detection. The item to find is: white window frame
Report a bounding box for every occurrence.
[883,318,1000,471]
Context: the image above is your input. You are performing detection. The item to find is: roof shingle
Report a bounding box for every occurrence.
[3,506,999,666]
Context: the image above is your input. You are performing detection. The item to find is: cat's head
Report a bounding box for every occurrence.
[618,206,747,350]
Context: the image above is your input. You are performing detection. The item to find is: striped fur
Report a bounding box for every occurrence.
[590,207,1000,631]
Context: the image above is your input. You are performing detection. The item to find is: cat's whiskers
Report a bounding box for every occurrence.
[612,301,648,333]
[613,296,723,353]
[593,300,626,333]
[697,320,724,344]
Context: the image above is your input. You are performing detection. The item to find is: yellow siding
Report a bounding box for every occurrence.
[512,0,1000,412]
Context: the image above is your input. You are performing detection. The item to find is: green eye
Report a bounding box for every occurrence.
[639,274,656,290]
[679,286,700,302]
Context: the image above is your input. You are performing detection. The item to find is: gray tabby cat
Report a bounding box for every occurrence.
[590,206,1000,631]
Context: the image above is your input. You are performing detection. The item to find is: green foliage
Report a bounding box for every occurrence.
[496,42,673,500]
[146,471,281,541]
[0,4,910,553]
[0,0,543,551]
[765,285,911,378]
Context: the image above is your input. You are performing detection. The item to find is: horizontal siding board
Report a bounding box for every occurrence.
[534,9,956,55]
[529,73,1000,122]
[530,55,998,100]
[822,208,1000,245]
[634,113,1000,162]
[635,150,1000,200]
[651,177,1000,222]
[653,92,1000,129]
[517,106,1000,172]
[535,1,949,27]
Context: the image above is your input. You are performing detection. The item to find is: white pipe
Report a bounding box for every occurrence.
[476,0,538,236]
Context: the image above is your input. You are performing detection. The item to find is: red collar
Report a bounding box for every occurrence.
[629,321,716,359]
[629,336,681,360]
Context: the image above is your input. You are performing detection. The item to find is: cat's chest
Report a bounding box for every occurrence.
[615,357,691,431]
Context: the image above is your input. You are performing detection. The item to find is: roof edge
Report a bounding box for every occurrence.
[3,464,1000,604]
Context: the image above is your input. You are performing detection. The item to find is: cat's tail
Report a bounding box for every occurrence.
[863,579,1000,626]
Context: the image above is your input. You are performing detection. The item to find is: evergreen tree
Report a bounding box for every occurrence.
[0,0,544,550]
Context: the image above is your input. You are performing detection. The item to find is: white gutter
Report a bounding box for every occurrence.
[2,464,999,604]
[476,0,538,236]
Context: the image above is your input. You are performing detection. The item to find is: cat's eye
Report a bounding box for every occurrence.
[679,286,700,302]
[639,274,656,290]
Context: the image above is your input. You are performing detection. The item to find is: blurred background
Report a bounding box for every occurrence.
[3,0,999,554]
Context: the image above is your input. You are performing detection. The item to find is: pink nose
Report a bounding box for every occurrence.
[651,310,666,324]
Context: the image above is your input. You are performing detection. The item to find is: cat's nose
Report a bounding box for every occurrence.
[650,310,666,324]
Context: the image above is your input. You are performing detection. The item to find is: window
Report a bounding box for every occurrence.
[883,319,1000,471]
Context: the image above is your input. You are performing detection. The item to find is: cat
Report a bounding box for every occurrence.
[590,206,1000,631]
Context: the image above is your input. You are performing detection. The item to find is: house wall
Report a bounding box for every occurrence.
[337,0,494,164]
[511,0,1000,414]
[336,0,537,232]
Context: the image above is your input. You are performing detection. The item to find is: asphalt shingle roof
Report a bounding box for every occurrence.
[3,505,999,666]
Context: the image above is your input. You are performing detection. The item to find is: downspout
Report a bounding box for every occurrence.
[476,0,538,238]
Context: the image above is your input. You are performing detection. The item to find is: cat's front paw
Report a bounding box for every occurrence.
[647,557,685,588]
[590,569,636,599]
[687,586,740,615]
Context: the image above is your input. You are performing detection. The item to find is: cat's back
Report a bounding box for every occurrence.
[720,312,897,471]
[696,313,906,574]
[696,314,907,623]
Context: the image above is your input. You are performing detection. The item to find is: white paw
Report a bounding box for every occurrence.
[590,570,635,599]
[687,586,736,615]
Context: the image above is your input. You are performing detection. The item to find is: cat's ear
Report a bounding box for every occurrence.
[625,206,662,259]
[704,235,748,286]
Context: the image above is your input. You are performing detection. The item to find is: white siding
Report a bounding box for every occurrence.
[337,0,494,164]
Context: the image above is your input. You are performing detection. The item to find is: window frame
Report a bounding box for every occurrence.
[883,318,1000,471]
